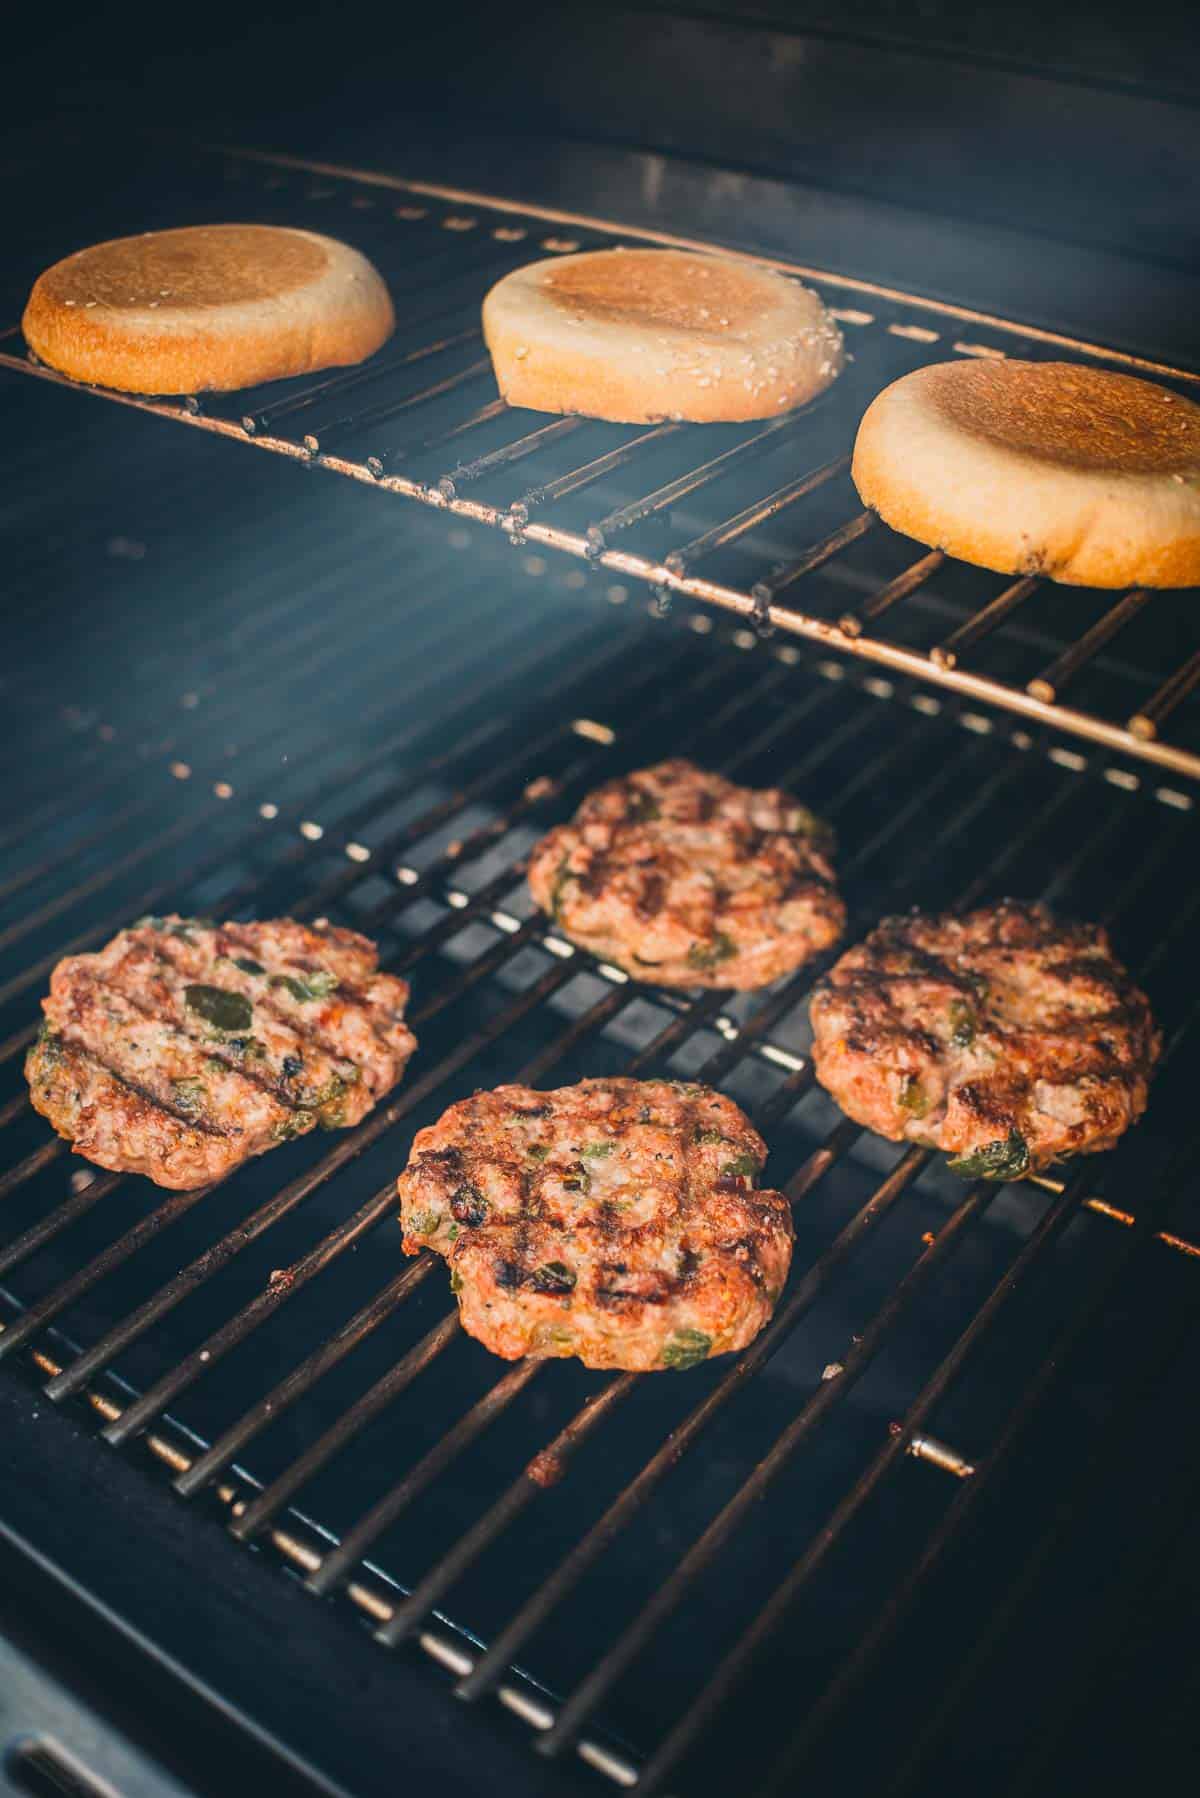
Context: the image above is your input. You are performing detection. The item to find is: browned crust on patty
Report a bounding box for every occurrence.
[22,226,395,395]
[809,901,1160,1178]
[397,1078,793,1370]
[527,759,845,990]
[26,915,416,1189]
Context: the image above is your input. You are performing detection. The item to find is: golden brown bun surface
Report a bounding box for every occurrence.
[22,225,395,395]
[852,359,1200,590]
[482,247,844,424]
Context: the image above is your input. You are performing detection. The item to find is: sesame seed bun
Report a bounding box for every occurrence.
[22,225,395,396]
[852,358,1200,589]
[482,247,844,424]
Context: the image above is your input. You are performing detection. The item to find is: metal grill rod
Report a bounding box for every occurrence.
[0,537,469,886]
[0,585,629,1018]
[363,736,1065,1652]
[585,411,829,552]
[0,555,516,949]
[89,1182,405,1430]
[741,952,1200,1795]
[508,426,678,523]
[21,634,674,1389]
[66,638,738,1430]
[750,512,874,605]
[838,550,945,638]
[301,356,492,458]
[106,675,943,1552]
[0,1179,223,1365]
[1129,644,1200,741]
[227,702,1022,1617]
[243,324,482,436]
[228,1307,465,1538]
[453,1137,925,1704]
[228,974,731,1543]
[65,951,583,1415]
[664,455,849,577]
[439,415,585,498]
[646,1159,1102,1797]
[0,1173,124,1280]
[1,444,432,773]
[366,398,512,478]
[1026,589,1153,704]
[305,1357,546,1595]
[931,575,1041,670]
[880,1123,1200,1798]
[174,1258,436,1497]
[435,752,1085,1706]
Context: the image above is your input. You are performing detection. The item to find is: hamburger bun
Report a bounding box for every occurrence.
[852,358,1200,590]
[22,225,395,395]
[482,247,844,424]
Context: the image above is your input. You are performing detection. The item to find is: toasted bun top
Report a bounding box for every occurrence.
[494,247,838,354]
[482,247,843,425]
[852,358,1200,589]
[23,224,395,396]
[539,249,802,336]
[34,224,335,312]
[906,359,1200,475]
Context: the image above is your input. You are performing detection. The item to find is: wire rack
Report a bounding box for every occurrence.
[1,144,1199,786]
[1,424,1198,1796]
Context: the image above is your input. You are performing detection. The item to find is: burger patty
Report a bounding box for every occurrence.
[26,915,416,1189]
[527,759,845,990]
[809,901,1160,1178]
[397,1078,793,1370]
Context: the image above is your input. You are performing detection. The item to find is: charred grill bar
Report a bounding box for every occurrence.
[0,125,1197,1798]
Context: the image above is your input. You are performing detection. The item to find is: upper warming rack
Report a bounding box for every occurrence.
[2,141,1198,786]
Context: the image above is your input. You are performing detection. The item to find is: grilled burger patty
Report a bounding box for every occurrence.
[527,759,844,990]
[26,916,416,1189]
[398,1078,793,1370]
[809,901,1159,1178]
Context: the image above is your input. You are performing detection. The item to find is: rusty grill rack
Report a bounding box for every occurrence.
[0,452,1198,1797]
[1,144,1199,787]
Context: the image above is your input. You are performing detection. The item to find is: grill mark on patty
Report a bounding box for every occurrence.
[129,948,346,1114]
[635,872,666,920]
[184,956,368,1106]
[109,920,412,1110]
[83,965,324,1124]
[48,972,302,1132]
[398,1078,790,1370]
[186,922,404,1087]
[810,900,1159,1175]
[30,917,417,1190]
[528,759,844,992]
[31,1029,233,1138]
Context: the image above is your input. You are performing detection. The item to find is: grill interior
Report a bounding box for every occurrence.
[3,144,1199,784]
[2,147,1199,1798]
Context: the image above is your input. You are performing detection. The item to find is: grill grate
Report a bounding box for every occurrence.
[2,145,1199,784]
[1,442,1198,1795]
